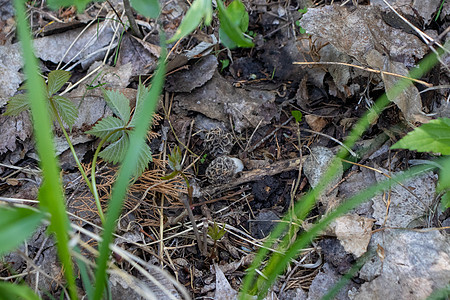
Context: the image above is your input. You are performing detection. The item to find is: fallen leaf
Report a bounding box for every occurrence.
[329,214,374,258]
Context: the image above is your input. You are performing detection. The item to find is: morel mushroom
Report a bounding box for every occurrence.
[204,128,234,157]
[205,156,244,184]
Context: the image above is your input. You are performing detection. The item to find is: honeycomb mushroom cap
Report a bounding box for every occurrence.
[204,128,234,157]
[205,156,243,184]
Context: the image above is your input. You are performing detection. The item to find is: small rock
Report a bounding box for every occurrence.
[303,146,343,209]
[354,229,450,300]
[250,210,280,239]
[319,238,355,274]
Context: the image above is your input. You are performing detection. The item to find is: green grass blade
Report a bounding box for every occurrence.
[167,0,212,43]
[74,247,95,299]
[0,281,41,300]
[12,1,77,298]
[0,206,44,256]
[92,35,167,300]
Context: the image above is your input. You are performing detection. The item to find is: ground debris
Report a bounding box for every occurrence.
[354,229,450,300]
[300,5,429,124]
[173,71,276,132]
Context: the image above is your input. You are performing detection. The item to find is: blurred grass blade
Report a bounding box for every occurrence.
[426,284,450,300]
[167,0,212,43]
[47,0,102,11]
[216,0,253,48]
[0,282,41,300]
[75,247,95,299]
[0,206,44,256]
[93,34,167,300]
[131,0,160,19]
[12,1,77,299]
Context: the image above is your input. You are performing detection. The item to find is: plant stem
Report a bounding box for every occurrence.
[123,0,143,39]
[48,98,94,194]
[178,172,206,255]
[91,128,126,224]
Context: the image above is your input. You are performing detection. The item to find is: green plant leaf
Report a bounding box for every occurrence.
[437,156,450,192]
[298,7,308,14]
[52,95,78,130]
[168,146,182,171]
[291,110,302,122]
[161,170,179,180]
[0,206,44,256]
[47,0,103,11]
[220,59,230,72]
[131,0,160,19]
[99,132,151,177]
[47,70,71,96]
[217,0,253,49]
[100,137,152,177]
[102,89,131,122]
[99,133,128,164]
[208,222,226,240]
[13,1,78,297]
[135,142,152,177]
[441,192,450,209]
[167,0,212,43]
[3,93,29,116]
[229,0,249,31]
[86,116,126,142]
[218,0,249,49]
[0,282,40,300]
[130,81,150,127]
[391,118,450,155]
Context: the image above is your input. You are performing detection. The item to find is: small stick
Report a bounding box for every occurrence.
[293,61,433,87]
[180,194,206,256]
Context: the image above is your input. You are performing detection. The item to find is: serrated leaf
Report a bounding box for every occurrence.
[47,0,103,11]
[0,206,44,256]
[86,116,126,142]
[130,81,150,127]
[99,134,128,164]
[99,134,152,177]
[47,70,71,96]
[52,95,78,130]
[168,146,182,171]
[391,118,450,155]
[217,0,253,49]
[135,143,152,177]
[3,93,30,116]
[102,89,131,122]
[131,0,160,19]
[167,0,212,43]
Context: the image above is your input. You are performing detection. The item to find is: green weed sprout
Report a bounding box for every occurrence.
[208,222,226,260]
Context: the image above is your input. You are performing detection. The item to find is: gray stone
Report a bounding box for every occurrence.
[353,229,450,300]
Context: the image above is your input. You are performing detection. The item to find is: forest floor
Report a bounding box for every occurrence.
[0,0,449,299]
